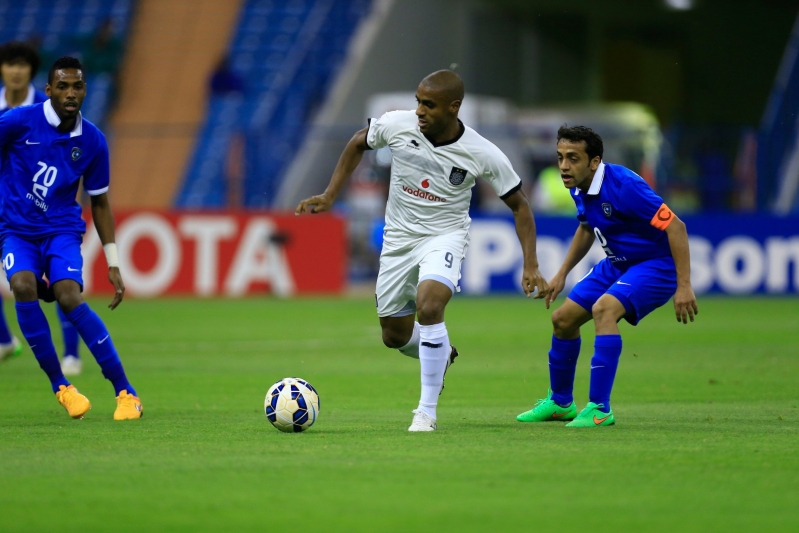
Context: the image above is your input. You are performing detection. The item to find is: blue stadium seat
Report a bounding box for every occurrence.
[0,0,133,127]
[177,0,372,208]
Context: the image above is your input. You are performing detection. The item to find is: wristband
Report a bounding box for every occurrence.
[103,243,120,268]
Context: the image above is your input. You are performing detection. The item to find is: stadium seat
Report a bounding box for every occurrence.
[176,0,372,208]
[0,0,134,127]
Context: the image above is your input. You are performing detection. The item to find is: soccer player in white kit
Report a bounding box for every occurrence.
[297,70,549,431]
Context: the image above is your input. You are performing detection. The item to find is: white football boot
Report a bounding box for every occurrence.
[61,355,83,376]
[408,409,437,432]
[0,337,22,362]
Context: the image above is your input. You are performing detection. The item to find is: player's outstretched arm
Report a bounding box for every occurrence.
[90,193,125,310]
[546,224,595,309]
[295,127,369,215]
[502,189,549,299]
[665,215,698,324]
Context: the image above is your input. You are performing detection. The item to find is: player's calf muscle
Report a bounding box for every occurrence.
[381,329,407,348]
[379,316,414,348]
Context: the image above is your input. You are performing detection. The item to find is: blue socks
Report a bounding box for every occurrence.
[16,301,69,393]
[57,305,80,359]
[549,335,581,406]
[589,335,623,413]
[547,334,623,413]
[0,292,13,344]
[66,303,135,396]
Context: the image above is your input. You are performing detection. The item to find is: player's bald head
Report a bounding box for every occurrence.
[420,70,464,104]
[415,70,464,140]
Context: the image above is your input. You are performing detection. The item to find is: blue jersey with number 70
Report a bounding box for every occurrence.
[0,100,109,238]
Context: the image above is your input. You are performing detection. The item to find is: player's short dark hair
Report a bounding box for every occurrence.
[557,125,603,161]
[48,56,84,84]
[0,41,40,78]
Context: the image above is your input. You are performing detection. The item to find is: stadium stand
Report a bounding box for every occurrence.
[106,0,242,209]
[176,0,372,208]
[0,0,134,126]
[759,12,799,213]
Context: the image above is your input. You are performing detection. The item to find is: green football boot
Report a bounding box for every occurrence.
[565,402,615,428]
[516,389,577,422]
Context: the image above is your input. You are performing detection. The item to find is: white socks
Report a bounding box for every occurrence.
[396,321,451,420]
[417,322,450,420]
[398,322,420,359]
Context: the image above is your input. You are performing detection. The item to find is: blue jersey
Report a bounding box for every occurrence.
[0,87,47,173]
[0,84,47,116]
[572,162,674,270]
[0,100,109,238]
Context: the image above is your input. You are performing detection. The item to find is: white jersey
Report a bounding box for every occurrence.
[366,110,521,237]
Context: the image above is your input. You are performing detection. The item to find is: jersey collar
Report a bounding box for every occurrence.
[43,99,83,137]
[0,84,37,110]
[586,162,606,195]
[425,119,465,148]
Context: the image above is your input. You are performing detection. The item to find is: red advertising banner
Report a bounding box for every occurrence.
[80,211,346,296]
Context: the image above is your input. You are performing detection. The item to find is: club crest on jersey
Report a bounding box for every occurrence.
[602,203,612,217]
[449,166,467,186]
[71,147,82,161]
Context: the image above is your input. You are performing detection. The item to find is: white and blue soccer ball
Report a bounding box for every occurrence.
[264,377,320,433]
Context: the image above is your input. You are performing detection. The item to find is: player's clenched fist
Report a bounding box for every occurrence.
[295,193,334,215]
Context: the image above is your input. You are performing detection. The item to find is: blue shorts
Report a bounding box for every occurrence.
[2,233,84,289]
[567,257,676,326]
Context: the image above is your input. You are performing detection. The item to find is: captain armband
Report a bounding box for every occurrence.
[649,203,675,231]
[103,243,120,268]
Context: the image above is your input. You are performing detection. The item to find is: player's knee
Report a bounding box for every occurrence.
[53,282,83,314]
[591,301,605,318]
[416,300,445,325]
[551,308,577,336]
[10,277,37,302]
[57,294,83,314]
[591,300,616,323]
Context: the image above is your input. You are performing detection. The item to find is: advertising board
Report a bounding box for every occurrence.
[77,211,346,296]
[462,215,799,295]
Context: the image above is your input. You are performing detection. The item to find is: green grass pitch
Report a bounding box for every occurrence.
[1,295,797,532]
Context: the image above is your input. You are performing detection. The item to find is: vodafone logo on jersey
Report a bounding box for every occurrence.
[401,182,446,202]
[78,211,346,297]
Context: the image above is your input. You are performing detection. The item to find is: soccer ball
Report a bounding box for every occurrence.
[264,377,320,433]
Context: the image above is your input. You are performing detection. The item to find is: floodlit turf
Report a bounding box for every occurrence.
[0,295,797,532]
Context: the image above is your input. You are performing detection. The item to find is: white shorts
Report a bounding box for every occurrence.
[375,228,469,318]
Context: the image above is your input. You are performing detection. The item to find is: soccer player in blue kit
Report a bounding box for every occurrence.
[0,41,48,361]
[517,125,698,427]
[0,56,142,420]
[0,42,83,375]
